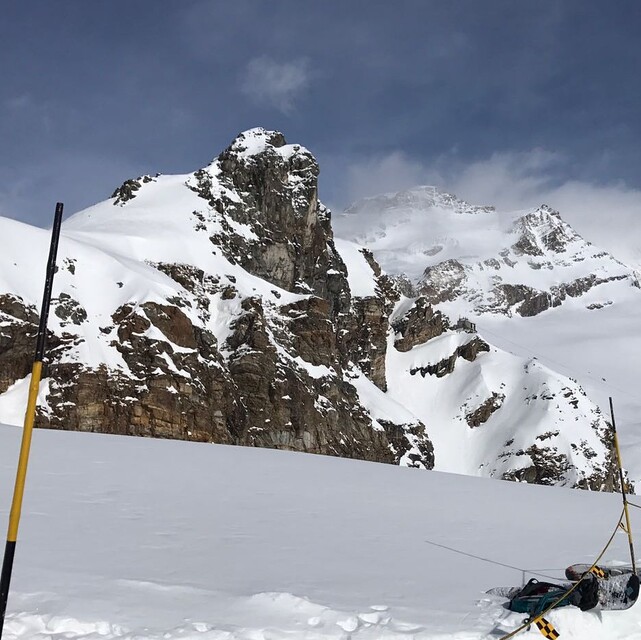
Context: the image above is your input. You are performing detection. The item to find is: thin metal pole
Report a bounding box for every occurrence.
[0,203,63,639]
[610,396,636,573]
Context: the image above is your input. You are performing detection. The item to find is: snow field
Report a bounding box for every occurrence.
[1,425,641,639]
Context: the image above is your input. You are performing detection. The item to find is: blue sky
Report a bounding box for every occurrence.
[2,0,641,251]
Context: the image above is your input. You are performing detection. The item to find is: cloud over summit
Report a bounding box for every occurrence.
[338,148,641,270]
[240,56,310,113]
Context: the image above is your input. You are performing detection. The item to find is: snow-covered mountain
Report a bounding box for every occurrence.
[0,131,626,489]
[335,185,641,485]
[0,129,433,469]
[338,186,639,317]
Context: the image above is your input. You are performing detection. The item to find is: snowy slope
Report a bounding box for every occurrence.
[1,424,640,640]
[0,171,300,375]
[335,186,641,485]
[385,321,611,483]
[334,243,616,488]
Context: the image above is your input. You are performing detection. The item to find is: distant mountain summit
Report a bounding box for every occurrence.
[345,185,495,218]
[337,186,639,318]
[0,134,625,489]
[336,184,641,487]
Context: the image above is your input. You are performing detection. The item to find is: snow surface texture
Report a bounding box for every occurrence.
[1,424,640,640]
[335,186,641,484]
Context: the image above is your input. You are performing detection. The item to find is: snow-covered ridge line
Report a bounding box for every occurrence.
[0,131,626,488]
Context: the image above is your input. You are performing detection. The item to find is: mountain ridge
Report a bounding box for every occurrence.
[336,183,641,486]
[0,129,625,489]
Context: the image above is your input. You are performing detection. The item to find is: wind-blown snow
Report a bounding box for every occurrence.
[1,425,640,640]
[335,186,499,281]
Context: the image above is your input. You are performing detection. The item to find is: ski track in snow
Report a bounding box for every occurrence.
[2,425,641,640]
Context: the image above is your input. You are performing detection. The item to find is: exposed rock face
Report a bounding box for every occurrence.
[500,427,619,491]
[380,420,434,469]
[111,175,156,205]
[466,392,505,427]
[0,295,38,394]
[0,128,433,471]
[492,284,558,318]
[419,260,467,305]
[409,337,490,378]
[189,130,350,318]
[391,297,449,352]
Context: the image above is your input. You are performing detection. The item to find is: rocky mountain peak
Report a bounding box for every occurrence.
[0,128,437,474]
[184,129,344,308]
[216,128,318,190]
[337,188,639,318]
[224,127,287,155]
[511,204,582,257]
[538,203,561,218]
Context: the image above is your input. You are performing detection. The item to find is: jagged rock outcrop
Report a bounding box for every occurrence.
[0,294,39,394]
[466,392,505,428]
[418,260,468,306]
[189,130,350,318]
[408,337,490,378]
[391,297,449,351]
[0,128,433,470]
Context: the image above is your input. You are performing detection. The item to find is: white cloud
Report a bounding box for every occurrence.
[240,56,310,113]
[342,149,641,268]
[447,152,641,267]
[344,151,434,204]
[446,149,562,210]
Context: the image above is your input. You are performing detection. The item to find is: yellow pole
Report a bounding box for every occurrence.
[6,362,42,543]
[0,203,63,639]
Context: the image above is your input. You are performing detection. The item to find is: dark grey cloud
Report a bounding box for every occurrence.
[1,0,641,234]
